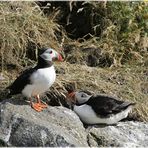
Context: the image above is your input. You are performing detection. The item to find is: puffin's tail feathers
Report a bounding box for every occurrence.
[119,102,136,110]
[5,86,13,98]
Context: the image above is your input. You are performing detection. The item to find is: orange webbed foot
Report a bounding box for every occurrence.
[38,102,48,108]
[31,103,43,112]
[35,95,48,109]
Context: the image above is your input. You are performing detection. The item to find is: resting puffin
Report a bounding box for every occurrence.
[7,47,63,112]
[67,91,136,125]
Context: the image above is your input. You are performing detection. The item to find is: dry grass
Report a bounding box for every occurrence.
[63,30,148,68]
[0,2,147,122]
[0,1,60,70]
[1,61,147,121]
[55,62,148,121]
[62,1,148,67]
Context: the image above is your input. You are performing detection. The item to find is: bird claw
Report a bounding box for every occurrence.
[31,102,48,112]
[31,103,43,112]
[38,102,48,108]
[30,96,48,112]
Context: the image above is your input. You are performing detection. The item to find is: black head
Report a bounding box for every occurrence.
[37,47,63,68]
[67,90,92,105]
[79,90,92,96]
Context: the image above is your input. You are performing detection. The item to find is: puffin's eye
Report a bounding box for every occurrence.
[81,94,85,97]
[49,51,53,54]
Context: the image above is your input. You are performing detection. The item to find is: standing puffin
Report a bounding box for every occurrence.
[67,91,136,125]
[7,47,63,112]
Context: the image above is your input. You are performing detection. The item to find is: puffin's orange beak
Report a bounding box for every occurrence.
[68,92,75,98]
[58,54,63,62]
[67,92,76,103]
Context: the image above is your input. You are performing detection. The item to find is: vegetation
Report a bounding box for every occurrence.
[0,1,147,121]
[0,1,60,68]
[63,1,148,67]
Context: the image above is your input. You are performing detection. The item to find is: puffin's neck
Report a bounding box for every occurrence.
[75,96,92,106]
[75,102,86,106]
[36,57,53,69]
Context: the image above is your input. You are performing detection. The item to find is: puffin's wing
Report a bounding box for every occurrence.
[111,101,136,114]
[7,68,36,95]
[86,95,134,117]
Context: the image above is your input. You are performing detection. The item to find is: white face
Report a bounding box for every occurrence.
[40,48,59,61]
[75,91,92,104]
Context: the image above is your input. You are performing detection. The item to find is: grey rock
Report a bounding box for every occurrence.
[0,98,88,147]
[1,98,148,147]
[87,121,148,147]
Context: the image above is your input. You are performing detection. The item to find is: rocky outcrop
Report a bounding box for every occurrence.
[0,98,88,147]
[0,98,148,147]
[87,121,148,147]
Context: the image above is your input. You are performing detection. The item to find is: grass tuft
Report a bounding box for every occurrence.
[0,1,60,70]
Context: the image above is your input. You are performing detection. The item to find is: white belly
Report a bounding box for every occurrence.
[74,105,132,125]
[22,66,56,97]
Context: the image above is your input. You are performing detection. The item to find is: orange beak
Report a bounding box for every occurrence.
[68,92,75,98]
[58,54,63,62]
[67,92,76,103]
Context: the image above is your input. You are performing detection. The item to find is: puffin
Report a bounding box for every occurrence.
[67,91,136,125]
[7,47,63,112]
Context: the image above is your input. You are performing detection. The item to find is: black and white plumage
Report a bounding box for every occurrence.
[7,47,63,112]
[68,91,136,125]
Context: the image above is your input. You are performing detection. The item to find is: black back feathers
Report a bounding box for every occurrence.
[38,47,48,57]
[86,95,135,117]
[7,68,37,96]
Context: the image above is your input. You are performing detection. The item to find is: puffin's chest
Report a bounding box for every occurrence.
[31,66,56,85]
